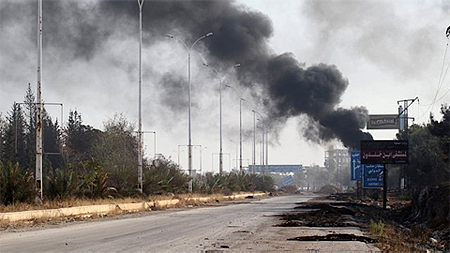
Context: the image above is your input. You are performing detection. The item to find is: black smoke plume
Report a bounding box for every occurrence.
[264,53,372,149]
[0,0,372,149]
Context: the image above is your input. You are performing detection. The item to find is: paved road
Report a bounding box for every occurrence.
[0,195,379,252]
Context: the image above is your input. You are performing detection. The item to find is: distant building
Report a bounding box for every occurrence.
[248,164,303,173]
[324,149,350,188]
[324,149,350,169]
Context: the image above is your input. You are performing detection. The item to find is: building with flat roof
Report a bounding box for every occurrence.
[248,164,303,173]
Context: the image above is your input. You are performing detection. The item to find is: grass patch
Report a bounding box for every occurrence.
[369,219,386,238]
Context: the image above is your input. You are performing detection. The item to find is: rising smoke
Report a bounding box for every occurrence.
[0,0,372,150]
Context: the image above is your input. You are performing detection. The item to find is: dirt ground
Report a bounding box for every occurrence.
[274,193,449,252]
[2,192,448,252]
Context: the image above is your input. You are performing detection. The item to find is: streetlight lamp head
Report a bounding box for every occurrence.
[225,84,231,88]
[206,32,214,37]
[234,63,241,68]
[166,34,174,38]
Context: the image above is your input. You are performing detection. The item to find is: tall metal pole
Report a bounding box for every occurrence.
[142,131,157,159]
[137,0,144,193]
[200,146,207,175]
[225,84,251,172]
[187,48,193,191]
[252,110,259,174]
[36,0,43,200]
[203,64,240,175]
[239,98,243,172]
[167,32,213,192]
[265,128,268,172]
[230,139,238,170]
[397,97,418,191]
[219,76,223,174]
[178,145,182,165]
[153,131,157,158]
[252,110,255,173]
[241,98,257,174]
[260,121,265,171]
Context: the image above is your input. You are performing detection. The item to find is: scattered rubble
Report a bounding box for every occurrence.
[316,185,342,194]
[274,192,449,251]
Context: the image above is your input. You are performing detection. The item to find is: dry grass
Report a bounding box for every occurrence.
[0,192,252,213]
[0,197,144,213]
[373,222,437,251]
[0,192,264,230]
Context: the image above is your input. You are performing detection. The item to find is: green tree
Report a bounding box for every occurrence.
[23,84,36,171]
[429,105,449,164]
[91,114,138,196]
[0,113,6,164]
[43,113,64,173]
[143,156,189,195]
[65,110,100,163]
[0,162,36,205]
[77,159,110,199]
[1,103,27,169]
[397,106,450,189]
[45,167,78,200]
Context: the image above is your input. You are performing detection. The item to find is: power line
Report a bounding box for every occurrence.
[418,31,450,120]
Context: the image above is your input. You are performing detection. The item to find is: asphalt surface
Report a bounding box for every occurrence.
[0,195,380,252]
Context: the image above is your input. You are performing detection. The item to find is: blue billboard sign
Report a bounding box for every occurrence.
[350,151,362,181]
[363,164,384,188]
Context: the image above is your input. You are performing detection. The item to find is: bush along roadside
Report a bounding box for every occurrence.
[0,157,275,207]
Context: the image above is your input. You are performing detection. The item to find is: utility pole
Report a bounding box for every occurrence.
[137,0,144,193]
[397,97,418,133]
[36,0,43,200]
[397,97,418,191]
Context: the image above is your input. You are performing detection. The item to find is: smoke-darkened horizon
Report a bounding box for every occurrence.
[1,0,373,150]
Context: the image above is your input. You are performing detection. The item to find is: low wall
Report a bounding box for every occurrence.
[0,192,267,223]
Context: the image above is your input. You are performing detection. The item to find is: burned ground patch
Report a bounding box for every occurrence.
[275,202,359,227]
[275,194,449,251]
[288,233,377,243]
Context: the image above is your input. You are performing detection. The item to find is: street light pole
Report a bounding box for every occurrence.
[238,98,259,174]
[239,97,243,171]
[265,128,269,172]
[225,84,254,172]
[225,84,245,172]
[258,120,269,173]
[142,131,156,158]
[137,0,144,193]
[257,118,265,173]
[203,63,240,175]
[252,110,264,174]
[253,110,255,174]
[36,0,43,200]
[229,139,238,170]
[200,146,207,175]
[167,32,213,192]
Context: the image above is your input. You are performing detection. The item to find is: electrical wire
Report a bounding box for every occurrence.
[418,33,449,120]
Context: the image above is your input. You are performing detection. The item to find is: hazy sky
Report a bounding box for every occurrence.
[1,0,449,173]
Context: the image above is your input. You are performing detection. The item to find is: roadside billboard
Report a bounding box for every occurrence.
[367,114,399,130]
[361,140,408,164]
